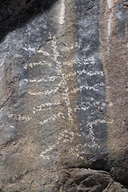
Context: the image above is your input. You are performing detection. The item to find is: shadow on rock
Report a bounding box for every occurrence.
[0,0,58,42]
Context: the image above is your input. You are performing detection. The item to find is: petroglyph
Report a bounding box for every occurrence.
[34,100,62,111]
[40,129,81,160]
[7,113,32,122]
[76,0,107,153]
[0,0,128,190]
[77,70,104,76]
[39,112,65,126]
[18,0,81,166]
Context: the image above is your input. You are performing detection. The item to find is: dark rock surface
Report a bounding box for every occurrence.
[75,0,108,167]
[0,0,128,191]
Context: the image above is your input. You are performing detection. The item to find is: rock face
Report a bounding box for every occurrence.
[0,0,128,191]
[58,169,128,192]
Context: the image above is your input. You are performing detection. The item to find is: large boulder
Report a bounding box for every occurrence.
[0,0,128,191]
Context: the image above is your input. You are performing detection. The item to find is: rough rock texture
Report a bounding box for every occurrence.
[0,0,128,191]
[58,169,128,192]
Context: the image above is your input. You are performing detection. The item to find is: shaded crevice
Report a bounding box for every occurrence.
[0,0,58,42]
[0,91,17,110]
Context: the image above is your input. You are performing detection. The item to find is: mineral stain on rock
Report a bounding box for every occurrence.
[75,0,108,167]
[100,0,128,187]
[0,0,128,191]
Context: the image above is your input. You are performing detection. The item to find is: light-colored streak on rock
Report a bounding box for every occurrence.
[107,0,113,9]
[108,17,112,37]
[59,0,65,25]
[62,87,73,123]
[107,0,118,40]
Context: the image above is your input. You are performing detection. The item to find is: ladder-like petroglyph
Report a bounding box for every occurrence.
[75,0,107,153]
[0,0,128,190]
[25,39,79,160]
[15,0,81,164]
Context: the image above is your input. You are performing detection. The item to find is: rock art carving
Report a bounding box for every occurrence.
[0,0,128,191]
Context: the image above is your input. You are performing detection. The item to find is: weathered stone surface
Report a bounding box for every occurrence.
[0,0,128,191]
[99,0,128,186]
[58,168,127,192]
